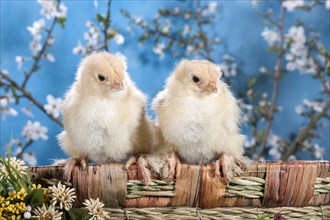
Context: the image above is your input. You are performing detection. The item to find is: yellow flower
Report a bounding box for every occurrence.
[32,184,42,189]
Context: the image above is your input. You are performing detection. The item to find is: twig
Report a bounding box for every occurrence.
[282,98,330,160]
[257,1,285,159]
[1,72,63,126]
[16,140,33,159]
[103,0,112,51]
[22,18,57,88]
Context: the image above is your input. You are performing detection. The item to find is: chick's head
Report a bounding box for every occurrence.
[77,52,127,95]
[171,59,222,96]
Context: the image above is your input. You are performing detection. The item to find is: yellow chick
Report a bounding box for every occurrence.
[57,52,155,179]
[151,59,249,182]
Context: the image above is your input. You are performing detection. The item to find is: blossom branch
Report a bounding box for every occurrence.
[103,0,112,51]
[1,71,63,126]
[16,140,33,159]
[282,98,330,160]
[257,1,285,159]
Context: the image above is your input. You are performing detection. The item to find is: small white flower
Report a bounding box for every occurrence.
[24,212,31,219]
[29,37,43,54]
[27,19,45,37]
[33,204,62,220]
[282,0,304,12]
[162,20,172,33]
[134,16,143,24]
[23,152,37,166]
[153,43,166,59]
[186,45,194,55]
[38,0,67,19]
[173,7,180,14]
[267,134,282,148]
[214,37,221,43]
[72,41,86,55]
[0,157,28,180]
[49,182,76,211]
[44,95,63,118]
[223,54,233,61]
[47,38,55,45]
[261,28,279,46]
[202,1,218,15]
[244,137,256,148]
[44,53,55,62]
[26,206,32,212]
[15,56,24,70]
[1,69,9,75]
[184,13,191,19]
[22,107,34,118]
[287,155,297,161]
[113,34,125,45]
[252,0,259,7]
[259,66,267,73]
[182,24,190,36]
[83,198,110,220]
[313,143,323,159]
[295,105,303,114]
[326,0,330,10]
[22,120,48,141]
[269,147,281,160]
[0,96,18,119]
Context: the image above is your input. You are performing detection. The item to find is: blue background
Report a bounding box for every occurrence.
[1,0,329,164]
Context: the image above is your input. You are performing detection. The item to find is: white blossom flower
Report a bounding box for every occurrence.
[33,205,62,220]
[261,28,279,46]
[326,0,330,10]
[94,0,98,8]
[84,21,100,47]
[303,99,325,112]
[27,18,45,37]
[113,34,125,45]
[44,53,55,62]
[244,137,256,148]
[0,157,27,180]
[182,24,190,36]
[202,1,218,15]
[282,0,304,12]
[37,0,67,19]
[15,56,24,70]
[44,95,63,118]
[83,198,110,220]
[252,0,259,7]
[288,155,297,161]
[174,7,180,14]
[72,40,86,55]
[22,107,34,118]
[162,20,172,33]
[184,13,191,19]
[0,96,18,119]
[313,143,323,159]
[49,182,76,210]
[259,66,267,73]
[287,26,306,45]
[22,120,48,141]
[23,152,37,166]
[47,37,55,45]
[29,35,43,54]
[153,43,166,59]
[295,105,303,114]
[218,62,237,77]
[134,16,143,24]
[223,54,233,61]
[214,37,221,43]
[186,45,194,55]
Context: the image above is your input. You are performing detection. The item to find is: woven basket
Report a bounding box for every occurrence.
[30,161,330,219]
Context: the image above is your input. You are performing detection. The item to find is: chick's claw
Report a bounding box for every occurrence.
[215,153,229,184]
[137,152,180,185]
[64,158,88,182]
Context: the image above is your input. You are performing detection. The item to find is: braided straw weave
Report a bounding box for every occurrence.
[30,160,330,209]
[104,206,330,219]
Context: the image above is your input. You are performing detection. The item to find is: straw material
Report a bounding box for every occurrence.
[104,206,330,219]
[30,160,330,208]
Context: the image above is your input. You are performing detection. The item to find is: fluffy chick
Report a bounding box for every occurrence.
[152,59,249,182]
[57,52,155,180]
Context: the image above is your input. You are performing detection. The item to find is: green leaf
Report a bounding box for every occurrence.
[96,13,104,23]
[25,189,44,208]
[56,17,67,29]
[67,208,90,220]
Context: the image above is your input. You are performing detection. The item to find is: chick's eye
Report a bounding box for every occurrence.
[192,75,200,83]
[98,74,105,82]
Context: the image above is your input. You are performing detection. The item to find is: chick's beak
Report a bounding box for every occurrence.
[112,80,124,90]
[208,83,218,94]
